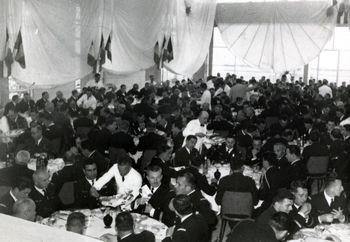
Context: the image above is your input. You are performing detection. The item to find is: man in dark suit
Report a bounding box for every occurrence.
[29,169,63,218]
[110,120,137,157]
[101,211,155,242]
[289,180,315,231]
[4,95,19,115]
[282,145,307,188]
[273,142,289,170]
[310,177,348,224]
[51,91,66,110]
[36,91,50,111]
[39,112,64,155]
[170,120,184,153]
[18,124,55,157]
[227,212,293,242]
[174,172,217,230]
[173,135,202,167]
[302,130,329,161]
[256,189,294,226]
[16,92,35,114]
[6,108,28,130]
[133,165,170,220]
[80,139,110,176]
[74,159,100,209]
[215,158,258,206]
[218,136,236,162]
[137,121,166,151]
[149,145,177,185]
[0,176,32,215]
[162,195,210,242]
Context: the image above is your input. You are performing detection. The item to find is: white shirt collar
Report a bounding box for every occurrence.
[181,213,192,222]
[9,190,17,202]
[120,233,133,239]
[291,159,300,165]
[85,177,96,186]
[324,190,334,206]
[37,137,43,145]
[88,150,96,158]
[34,186,45,196]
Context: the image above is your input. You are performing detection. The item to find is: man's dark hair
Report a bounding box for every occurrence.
[118,154,133,166]
[262,152,277,166]
[146,165,162,174]
[290,180,307,193]
[269,212,293,232]
[173,120,183,130]
[287,145,300,157]
[173,194,193,216]
[200,83,207,90]
[177,172,196,190]
[272,188,294,203]
[72,89,78,95]
[38,112,53,122]
[186,135,197,141]
[67,212,86,228]
[12,95,19,102]
[157,144,172,155]
[81,139,95,151]
[13,177,32,191]
[83,158,97,169]
[115,211,134,232]
[230,157,243,171]
[309,130,320,142]
[42,91,48,97]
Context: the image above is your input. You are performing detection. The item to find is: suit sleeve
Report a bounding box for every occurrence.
[198,199,217,227]
[162,230,188,242]
[215,179,225,205]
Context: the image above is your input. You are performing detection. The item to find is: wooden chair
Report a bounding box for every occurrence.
[306,156,329,195]
[219,191,253,242]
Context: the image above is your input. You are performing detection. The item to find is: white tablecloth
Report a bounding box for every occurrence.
[291,224,350,242]
[41,209,167,242]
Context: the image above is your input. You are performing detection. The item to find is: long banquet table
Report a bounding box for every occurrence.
[289,224,350,242]
[40,209,168,242]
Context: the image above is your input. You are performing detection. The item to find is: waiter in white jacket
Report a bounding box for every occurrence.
[90,155,142,201]
[182,111,209,152]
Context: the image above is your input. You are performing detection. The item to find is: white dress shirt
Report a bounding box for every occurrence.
[93,164,142,199]
[182,119,207,151]
[77,94,97,110]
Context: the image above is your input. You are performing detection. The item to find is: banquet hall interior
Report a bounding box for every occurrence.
[1,0,350,242]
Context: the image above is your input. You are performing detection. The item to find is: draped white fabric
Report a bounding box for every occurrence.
[102,0,171,73]
[164,0,217,76]
[216,0,337,72]
[0,0,7,60]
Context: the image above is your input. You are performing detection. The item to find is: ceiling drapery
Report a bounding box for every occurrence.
[216,0,337,72]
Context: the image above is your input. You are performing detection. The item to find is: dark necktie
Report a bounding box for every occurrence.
[151,187,154,194]
[330,198,334,208]
[122,176,125,182]
[91,180,94,186]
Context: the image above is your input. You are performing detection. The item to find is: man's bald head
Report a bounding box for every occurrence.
[198,111,209,125]
[33,169,50,190]
[13,198,36,222]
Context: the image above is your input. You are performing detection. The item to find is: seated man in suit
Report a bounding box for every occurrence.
[66,212,86,235]
[302,130,329,162]
[173,135,202,167]
[101,211,155,242]
[290,180,315,231]
[29,169,63,218]
[273,142,289,170]
[6,107,28,130]
[80,139,110,177]
[174,172,217,230]
[227,212,293,242]
[75,159,102,209]
[217,135,236,163]
[149,145,177,185]
[163,195,210,242]
[0,176,32,215]
[133,165,170,220]
[215,157,258,206]
[256,189,294,226]
[310,176,348,224]
[282,145,307,188]
[12,198,37,222]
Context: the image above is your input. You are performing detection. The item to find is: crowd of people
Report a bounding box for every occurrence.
[0,72,350,242]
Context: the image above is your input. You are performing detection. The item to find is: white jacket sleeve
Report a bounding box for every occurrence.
[93,164,117,191]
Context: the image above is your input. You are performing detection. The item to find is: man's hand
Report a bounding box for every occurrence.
[100,233,118,242]
[331,208,345,222]
[145,203,154,214]
[166,226,175,238]
[90,186,100,198]
[195,132,206,138]
[299,203,312,216]
[319,213,334,223]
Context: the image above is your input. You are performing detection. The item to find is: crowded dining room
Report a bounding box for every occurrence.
[1,0,350,241]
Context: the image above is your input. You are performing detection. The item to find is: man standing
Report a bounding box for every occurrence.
[4,95,19,115]
[77,87,97,110]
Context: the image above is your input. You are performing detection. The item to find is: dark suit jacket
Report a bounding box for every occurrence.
[256,206,277,226]
[188,190,217,229]
[171,132,184,153]
[0,164,33,187]
[290,204,315,232]
[73,117,94,129]
[29,184,62,218]
[302,142,329,161]
[120,231,155,242]
[180,166,217,196]
[149,157,177,185]
[173,147,202,167]
[89,150,110,176]
[0,191,16,215]
[110,131,137,155]
[215,172,258,206]
[137,132,166,151]
[7,115,28,130]
[36,98,49,111]
[74,178,100,209]
[4,102,16,115]
[19,137,55,157]
[133,183,170,220]
[162,214,209,242]
[310,191,348,224]
[88,127,112,155]
[227,220,278,242]
[17,99,35,113]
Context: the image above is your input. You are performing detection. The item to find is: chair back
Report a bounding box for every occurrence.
[307,156,329,175]
[221,191,253,218]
